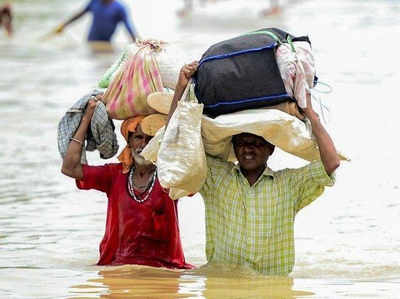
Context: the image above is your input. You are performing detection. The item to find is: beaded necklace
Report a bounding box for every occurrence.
[127,166,156,203]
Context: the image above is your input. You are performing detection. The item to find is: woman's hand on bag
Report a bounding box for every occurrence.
[84,96,100,119]
[177,61,199,89]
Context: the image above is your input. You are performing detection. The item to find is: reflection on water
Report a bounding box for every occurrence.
[1,0,400,298]
[69,265,313,299]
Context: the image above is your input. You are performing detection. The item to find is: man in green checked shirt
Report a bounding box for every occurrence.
[167,62,341,275]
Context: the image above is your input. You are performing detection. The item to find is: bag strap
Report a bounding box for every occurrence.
[246,29,298,53]
[286,35,296,53]
[180,78,193,103]
[199,44,276,65]
[244,29,283,45]
[200,29,282,65]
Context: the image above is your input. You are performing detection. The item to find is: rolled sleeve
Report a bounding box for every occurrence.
[291,161,335,212]
[307,161,335,187]
[76,164,113,194]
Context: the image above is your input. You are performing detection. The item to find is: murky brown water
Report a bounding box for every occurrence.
[1,0,400,298]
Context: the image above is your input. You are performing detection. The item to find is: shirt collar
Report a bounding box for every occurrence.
[233,163,275,179]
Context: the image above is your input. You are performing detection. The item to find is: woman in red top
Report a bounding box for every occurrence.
[61,97,193,269]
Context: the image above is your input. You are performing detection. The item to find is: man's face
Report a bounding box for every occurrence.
[233,133,274,172]
[128,125,153,165]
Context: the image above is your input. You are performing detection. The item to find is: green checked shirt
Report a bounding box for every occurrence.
[199,155,335,275]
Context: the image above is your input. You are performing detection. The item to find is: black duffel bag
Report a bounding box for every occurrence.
[194,27,314,118]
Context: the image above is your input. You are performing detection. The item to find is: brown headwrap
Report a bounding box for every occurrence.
[118,116,145,174]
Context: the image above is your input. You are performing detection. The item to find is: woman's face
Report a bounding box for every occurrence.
[128,125,153,166]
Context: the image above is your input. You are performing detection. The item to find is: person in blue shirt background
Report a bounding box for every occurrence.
[57,0,138,43]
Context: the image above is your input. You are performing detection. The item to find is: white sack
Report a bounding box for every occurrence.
[141,126,164,163]
[155,84,206,199]
[202,108,347,162]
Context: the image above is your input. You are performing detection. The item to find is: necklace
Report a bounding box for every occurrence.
[127,166,156,203]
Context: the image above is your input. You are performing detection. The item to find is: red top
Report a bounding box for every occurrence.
[76,163,193,269]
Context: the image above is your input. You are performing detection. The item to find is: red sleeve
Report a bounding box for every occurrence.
[75,164,114,194]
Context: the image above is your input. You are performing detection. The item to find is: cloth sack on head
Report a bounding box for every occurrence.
[143,106,348,167]
[102,44,164,120]
[201,108,348,162]
[147,90,305,121]
[136,40,193,89]
[99,40,191,92]
[98,44,136,88]
[154,42,191,89]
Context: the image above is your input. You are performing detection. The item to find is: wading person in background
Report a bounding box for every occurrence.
[260,0,282,16]
[56,0,138,43]
[0,3,12,37]
[177,0,216,17]
[167,62,340,275]
[61,97,192,269]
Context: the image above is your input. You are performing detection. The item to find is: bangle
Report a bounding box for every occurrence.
[70,137,83,145]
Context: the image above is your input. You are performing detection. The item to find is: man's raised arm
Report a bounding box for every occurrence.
[303,94,340,176]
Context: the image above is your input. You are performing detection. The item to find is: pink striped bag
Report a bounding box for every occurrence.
[103,45,164,120]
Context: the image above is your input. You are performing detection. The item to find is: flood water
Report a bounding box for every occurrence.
[1,0,400,298]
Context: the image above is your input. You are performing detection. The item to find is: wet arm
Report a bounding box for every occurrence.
[126,22,138,43]
[121,9,138,43]
[58,5,89,31]
[303,94,340,176]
